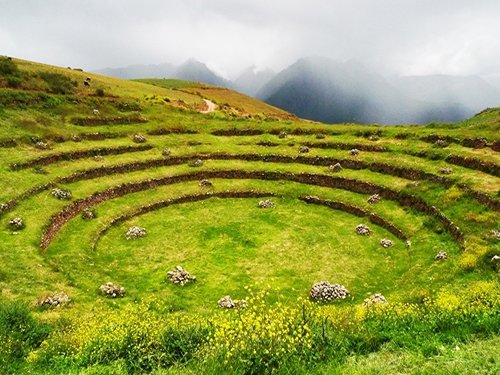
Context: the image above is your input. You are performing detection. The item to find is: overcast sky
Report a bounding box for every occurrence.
[1,0,499,79]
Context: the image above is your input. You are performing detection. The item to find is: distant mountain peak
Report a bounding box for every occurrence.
[257,57,475,124]
[174,59,228,86]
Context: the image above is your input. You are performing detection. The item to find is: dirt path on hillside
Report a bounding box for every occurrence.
[199,99,216,113]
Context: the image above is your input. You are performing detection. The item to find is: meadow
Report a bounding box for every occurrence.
[0,56,498,374]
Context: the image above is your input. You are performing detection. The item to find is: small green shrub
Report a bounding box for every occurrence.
[0,57,20,77]
[6,76,22,88]
[95,88,105,97]
[0,301,50,369]
[39,72,77,94]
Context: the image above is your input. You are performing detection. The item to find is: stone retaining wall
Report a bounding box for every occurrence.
[445,155,500,177]
[298,195,407,240]
[71,116,147,126]
[10,145,153,170]
[40,170,463,250]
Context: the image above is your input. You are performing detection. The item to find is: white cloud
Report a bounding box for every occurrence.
[0,0,499,76]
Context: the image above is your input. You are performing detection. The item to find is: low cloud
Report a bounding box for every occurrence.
[1,0,499,78]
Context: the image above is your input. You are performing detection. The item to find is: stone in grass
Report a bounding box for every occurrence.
[188,159,203,167]
[8,217,25,231]
[132,133,146,143]
[349,148,360,156]
[328,163,342,172]
[299,146,310,153]
[258,199,275,208]
[32,166,47,175]
[355,224,371,236]
[435,251,448,260]
[93,155,103,161]
[434,139,449,148]
[199,179,213,188]
[369,135,379,141]
[380,238,394,248]
[310,281,350,302]
[491,230,500,240]
[71,135,82,142]
[217,295,247,309]
[367,193,381,204]
[0,203,9,214]
[51,188,72,200]
[38,291,71,308]
[99,282,125,298]
[35,141,49,150]
[492,255,500,272]
[125,226,147,240]
[162,148,171,156]
[167,265,196,286]
[316,133,326,139]
[439,167,453,175]
[81,209,96,220]
[363,293,388,307]
[278,131,288,139]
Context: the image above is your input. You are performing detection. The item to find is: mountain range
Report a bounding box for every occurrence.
[93,57,500,124]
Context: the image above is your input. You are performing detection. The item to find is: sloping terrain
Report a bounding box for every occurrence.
[0,57,498,374]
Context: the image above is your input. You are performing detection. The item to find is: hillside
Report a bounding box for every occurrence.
[0,56,499,374]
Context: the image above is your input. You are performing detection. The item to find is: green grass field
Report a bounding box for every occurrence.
[0,56,498,374]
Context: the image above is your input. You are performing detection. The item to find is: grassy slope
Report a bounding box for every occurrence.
[0,57,498,373]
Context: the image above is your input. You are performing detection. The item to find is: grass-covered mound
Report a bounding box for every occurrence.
[0,56,498,373]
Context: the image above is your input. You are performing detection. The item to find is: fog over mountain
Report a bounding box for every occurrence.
[94,61,273,97]
[95,63,175,80]
[256,57,500,124]
[173,59,229,87]
[232,67,276,97]
[93,56,500,124]
[94,59,229,87]
[3,0,500,124]
[389,75,500,114]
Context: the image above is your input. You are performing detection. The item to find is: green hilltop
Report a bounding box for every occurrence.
[0,56,498,374]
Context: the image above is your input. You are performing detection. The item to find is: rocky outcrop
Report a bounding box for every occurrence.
[132,134,146,143]
[99,282,125,298]
[38,291,71,308]
[310,281,350,302]
[363,293,387,306]
[380,238,394,248]
[125,226,146,240]
[328,163,343,172]
[8,217,25,230]
[258,199,275,208]
[217,295,247,309]
[51,188,72,200]
[367,194,381,203]
[167,266,196,285]
[435,251,448,260]
[356,224,372,236]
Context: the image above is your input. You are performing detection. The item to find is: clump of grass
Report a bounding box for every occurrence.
[0,301,51,371]
[0,56,22,88]
[39,72,77,95]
